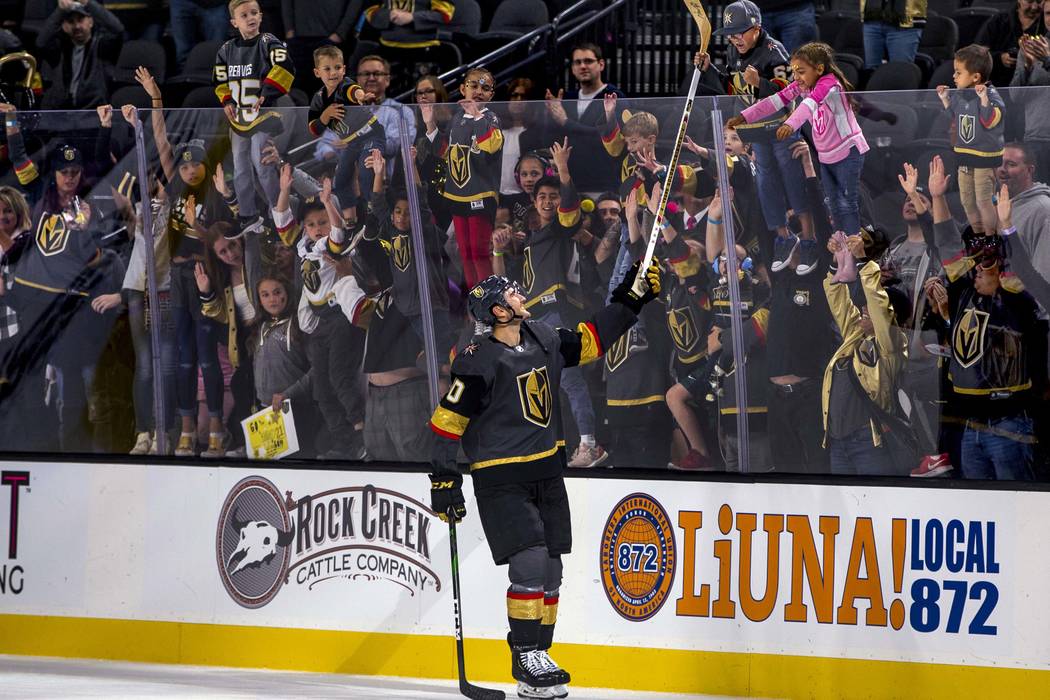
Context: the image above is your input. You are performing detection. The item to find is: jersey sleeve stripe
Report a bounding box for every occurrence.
[215,84,232,104]
[432,0,455,22]
[980,107,1002,130]
[578,321,603,364]
[430,406,470,438]
[14,159,38,185]
[264,65,294,94]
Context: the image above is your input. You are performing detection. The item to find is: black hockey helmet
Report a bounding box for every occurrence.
[468,275,522,325]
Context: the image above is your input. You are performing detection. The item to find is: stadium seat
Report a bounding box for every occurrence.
[917,15,958,65]
[110,84,153,110]
[952,7,998,48]
[927,60,955,89]
[927,0,964,16]
[817,10,862,53]
[443,0,483,37]
[17,0,51,47]
[180,85,222,109]
[112,40,168,87]
[166,40,224,86]
[866,61,922,91]
[487,0,549,37]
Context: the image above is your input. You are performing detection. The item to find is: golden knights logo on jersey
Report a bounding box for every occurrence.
[448,143,471,189]
[390,233,411,272]
[621,157,637,183]
[958,115,976,144]
[36,214,70,257]
[521,246,535,293]
[954,308,989,368]
[301,258,322,294]
[604,332,630,372]
[668,307,699,353]
[391,0,414,11]
[516,366,552,427]
[374,291,391,319]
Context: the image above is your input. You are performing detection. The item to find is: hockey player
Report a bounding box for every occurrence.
[427,261,662,698]
[214,0,295,236]
[307,45,380,217]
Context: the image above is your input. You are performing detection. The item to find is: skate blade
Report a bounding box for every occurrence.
[516,682,568,699]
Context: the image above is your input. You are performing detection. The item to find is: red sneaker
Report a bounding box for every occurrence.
[668,449,713,471]
[910,453,953,477]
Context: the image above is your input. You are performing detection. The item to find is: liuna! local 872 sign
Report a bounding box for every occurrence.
[587,481,1022,664]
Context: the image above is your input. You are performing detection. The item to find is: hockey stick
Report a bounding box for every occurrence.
[447,511,506,700]
[632,0,713,295]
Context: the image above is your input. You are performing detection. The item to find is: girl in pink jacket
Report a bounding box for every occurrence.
[730,42,869,239]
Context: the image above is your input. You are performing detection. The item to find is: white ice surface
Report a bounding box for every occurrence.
[0,656,727,699]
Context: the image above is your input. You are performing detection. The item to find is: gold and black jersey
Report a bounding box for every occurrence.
[521,181,582,318]
[364,0,455,49]
[429,304,638,486]
[440,107,503,205]
[14,209,101,297]
[945,273,1043,413]
[214,33,295,134]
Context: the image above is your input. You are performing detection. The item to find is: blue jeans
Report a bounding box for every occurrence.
[170,0,230,70]
[332,126,387,216]
[128,290,178,433]
[761,3,817,54]
[819,148,865,236]
[751,136,811,231]
[829,425,897,476]
[863,23,922,68]
[961,415,1034,481]
[231,129,282,220]
[171,264,224,419]
[538,311,595,437]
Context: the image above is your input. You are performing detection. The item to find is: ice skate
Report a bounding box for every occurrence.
[516,680,568,698]
[511,649,560,689]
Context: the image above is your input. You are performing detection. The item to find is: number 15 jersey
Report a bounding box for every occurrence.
[214,33,296,135]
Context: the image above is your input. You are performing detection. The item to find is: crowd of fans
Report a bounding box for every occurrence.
[1,0,1049,482]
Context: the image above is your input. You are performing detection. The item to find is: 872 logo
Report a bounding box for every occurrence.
[599,493,676,621]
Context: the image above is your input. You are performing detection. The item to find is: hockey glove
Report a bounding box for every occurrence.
[612,259,662,314]
[429,473,466,523]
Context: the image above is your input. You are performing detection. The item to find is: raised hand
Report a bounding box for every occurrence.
[646,181,663,216]
[212,162,231,198]
[927,155,950,197]
[549,137,572,174]
[120,104,138,126]
[492,223,511,253]
[183,194,197,229]
[898,162,919,195]
[458,97,480,117]
[135,66,162,100]
[975,83,989,105]
[279,162,293,192]
[708,187,723,222]
[365,147,386,175]
[320,176,333,205]
[936,84,950,108]
[193,261,211,294]
[545,89,567,124]
[624,185,639,222]
[96,104,113,128]
[683,136,708,158]
[996,182,1012,228]
[776,123,795,141]
[603,92,617,122]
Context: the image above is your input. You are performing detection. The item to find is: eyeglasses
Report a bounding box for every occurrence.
[358,71,389,79]
[415,87,436,96]
[572,58,599,66]
[464,80,493,92]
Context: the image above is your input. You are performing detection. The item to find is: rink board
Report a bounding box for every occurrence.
[1,460,1049,697]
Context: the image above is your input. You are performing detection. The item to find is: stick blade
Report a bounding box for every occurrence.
[683,0,712,54]
[460,681,505,700]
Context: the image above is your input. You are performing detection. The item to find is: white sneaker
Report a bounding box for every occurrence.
[129,431,151,455]
[225,446,247,458]
[568,443,608,468]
